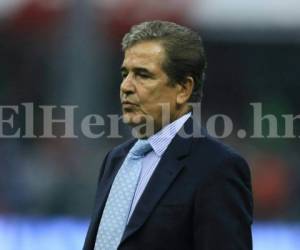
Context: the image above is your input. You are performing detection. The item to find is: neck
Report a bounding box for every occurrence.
[132,106,190,139]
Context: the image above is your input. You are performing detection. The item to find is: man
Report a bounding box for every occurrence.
[84,20,253,250]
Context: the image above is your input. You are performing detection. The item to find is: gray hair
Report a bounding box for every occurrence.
[122,20,207,102]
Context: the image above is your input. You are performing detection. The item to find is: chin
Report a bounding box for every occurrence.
[122,113,143,126]
[122,113,155,128]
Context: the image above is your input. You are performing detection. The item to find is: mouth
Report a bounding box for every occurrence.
[122,101,138,107]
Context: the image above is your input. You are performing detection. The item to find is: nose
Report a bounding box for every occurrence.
[120,73,135,95]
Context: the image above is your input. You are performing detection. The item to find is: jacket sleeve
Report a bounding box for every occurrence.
[193,154,253,250]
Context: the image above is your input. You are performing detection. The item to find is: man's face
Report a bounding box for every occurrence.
[120,40,180,133]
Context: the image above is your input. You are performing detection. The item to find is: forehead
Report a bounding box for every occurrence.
[122,41,166,70]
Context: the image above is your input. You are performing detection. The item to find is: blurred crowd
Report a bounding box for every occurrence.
[0,0,299,221]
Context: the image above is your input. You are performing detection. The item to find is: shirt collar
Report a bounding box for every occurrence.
[148,112,191,157]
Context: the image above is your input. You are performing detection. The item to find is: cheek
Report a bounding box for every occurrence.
[138,84,176,112]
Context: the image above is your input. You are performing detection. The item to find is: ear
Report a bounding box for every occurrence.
[176,76,194,105]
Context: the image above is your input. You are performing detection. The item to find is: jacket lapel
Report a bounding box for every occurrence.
[94,155,125,218]
[86,140,136,248]
[120,116,196,244]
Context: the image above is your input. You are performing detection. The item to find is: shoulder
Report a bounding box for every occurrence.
[193,132,247,162]
[188,133,251,183]
[106,138,137,159]
[177,116,248,171]
[97,138,137,179]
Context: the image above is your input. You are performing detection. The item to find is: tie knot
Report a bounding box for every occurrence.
[129,139,152,158]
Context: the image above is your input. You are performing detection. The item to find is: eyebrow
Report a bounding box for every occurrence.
[120,66,154,76]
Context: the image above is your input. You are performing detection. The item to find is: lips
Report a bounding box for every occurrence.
[122,101,137,106]
[121,101,138,110]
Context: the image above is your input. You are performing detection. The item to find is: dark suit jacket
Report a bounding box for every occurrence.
[83,117,253,250]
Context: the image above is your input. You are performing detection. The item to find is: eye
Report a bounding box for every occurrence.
[121,71,128,79]
[135,69,153,79]
[137,72,150,79]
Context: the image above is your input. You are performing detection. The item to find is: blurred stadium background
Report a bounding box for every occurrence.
[0,0,299,249]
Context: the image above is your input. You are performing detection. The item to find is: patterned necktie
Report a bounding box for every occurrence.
[94,139,152,250]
